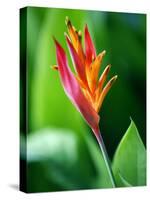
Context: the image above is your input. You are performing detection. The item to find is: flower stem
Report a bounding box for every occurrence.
[93,127,116,188]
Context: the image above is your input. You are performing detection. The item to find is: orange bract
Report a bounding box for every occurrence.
[65,17,117,113]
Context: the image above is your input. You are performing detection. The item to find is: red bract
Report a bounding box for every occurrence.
[54,39,99,134]
[52,17,117,137]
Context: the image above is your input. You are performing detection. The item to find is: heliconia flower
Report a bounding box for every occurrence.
[52,17,117,138]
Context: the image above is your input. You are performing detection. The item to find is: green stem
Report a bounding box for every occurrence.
[93,127,116,188]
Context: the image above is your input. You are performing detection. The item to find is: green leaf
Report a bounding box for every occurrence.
[112,119,146,187]
[118,173,132,187]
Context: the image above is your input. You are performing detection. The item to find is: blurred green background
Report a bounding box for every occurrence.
[20,7,146,192]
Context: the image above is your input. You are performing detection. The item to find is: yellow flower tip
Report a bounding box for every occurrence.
[105,64,111,74]
[78,30,82,36]
[78,30,82,37]
[64,32,68,37]
[73,26,77,32]
[65,16,69,26]
[100,50,106,59]
[110,75,118,85]
[78,30,82,41]
[102,50,106,56]
[51,65,58,70]
[96,50,106,61]
[107,75,118,89]
[65,17,76,32]
[65,16,73,30]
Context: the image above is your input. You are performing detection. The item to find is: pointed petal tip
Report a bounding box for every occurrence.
[52,36,56,42]
[113,75,118,80]
[102,50,106,55]
[65,16,69,21]
[65,16,69,25]
[109,75,118,85]
[78,30,82,36]
[78,30,82,41]
[64,32,67,37]
[64,32,70,41]
[53,37,60,48]
[105,64,111,72]
[85,24,90,37]
[85,24,90,36]
[97,50,106,59]
[84,23,96,60]
[65,16,72,28]
[53,37,63,50]
[53,38,65,55]
[85,23,88,30]
[98,65,111,81]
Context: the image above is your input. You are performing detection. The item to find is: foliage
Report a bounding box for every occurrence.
[113,119,146,187]
[21,119,146,192]
[20,7,146,192]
